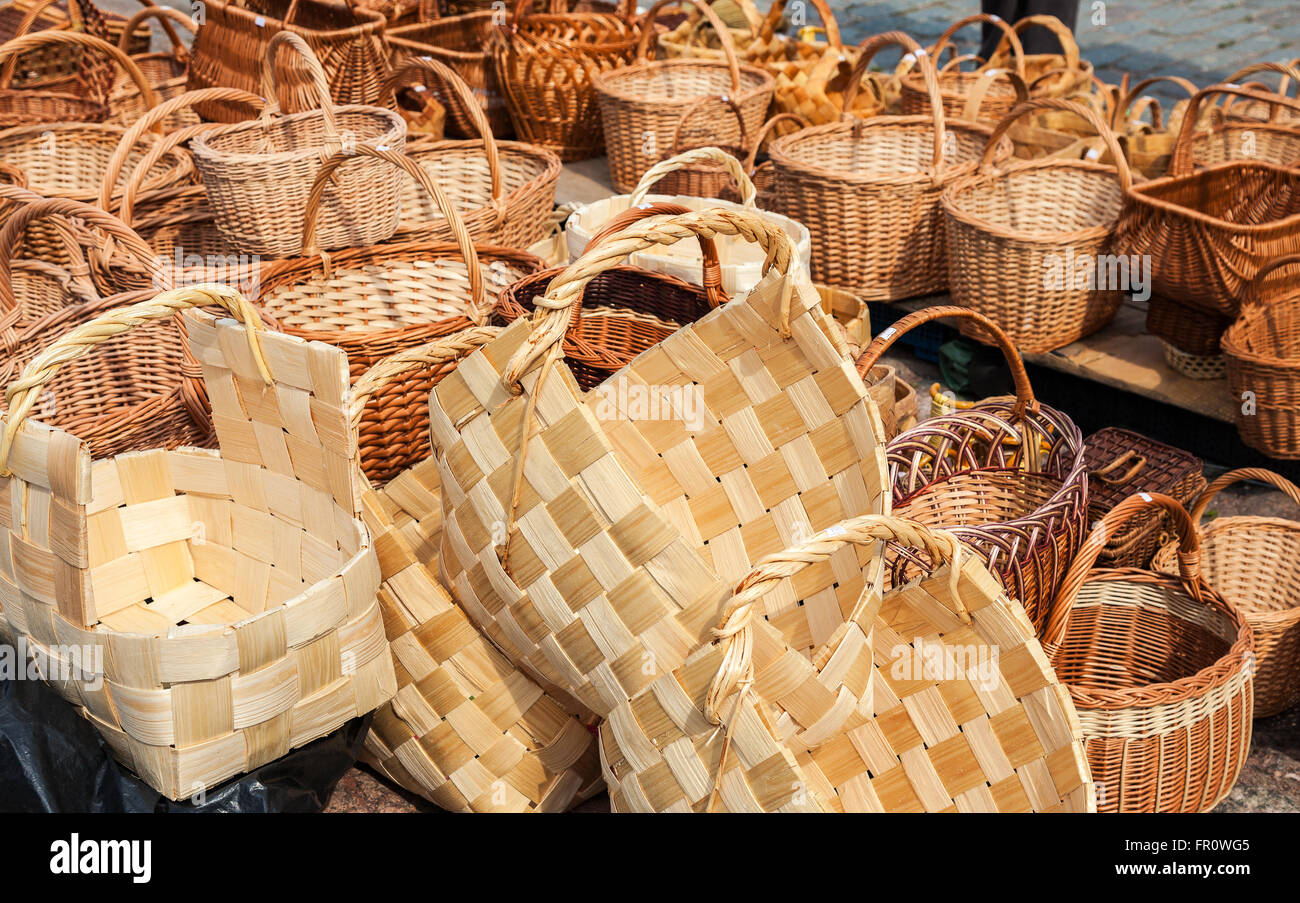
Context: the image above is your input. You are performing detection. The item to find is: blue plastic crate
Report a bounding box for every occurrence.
[866,301,949,363]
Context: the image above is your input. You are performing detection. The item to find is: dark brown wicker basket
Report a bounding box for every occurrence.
[1146,293,1232,355]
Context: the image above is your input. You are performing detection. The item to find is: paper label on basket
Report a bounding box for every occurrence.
[915,48,928,57]
[990,13,1002,22]
[413,84,426,92]
[902,53,915,64]
[1139,492,1153,502]
[878,327,897,340]
[983,69,1002,78]
[254,15,265,25]
[1085,147,1101,160]
[824,525,847,538]
[377,145,390,151]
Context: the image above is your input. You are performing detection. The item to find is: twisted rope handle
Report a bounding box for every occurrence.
[1190,467,1300,524]
[636,0,742,93]
[980,97,1133,191]
[630,147,758,207]
[1169,83,1300,175]
[0,29,157,106]
[928,13,1025,77]
[261,30,338,137]
[843,32,947,180]
[0,284,271,475]
[116,3,193,61]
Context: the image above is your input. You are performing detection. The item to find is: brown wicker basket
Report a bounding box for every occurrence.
[856,305,1088,632]
[768,32,1008,300]
[744,111,807,210]
[106,4,194,129]
[189,31,406,258]
[0,28,152,125]
[1223,252,1300,458]
[987,14,1093,100]
[942,98,1133,353]
[186,0,394,123]
[1082,427,1206,568]
[592,0,773,193]
[1152,468,1300,717]
[256,145,544,485]
[1044,492,1254,812]
[646,94,751,203]
[898,13,1028,124]
[0,0,115,94]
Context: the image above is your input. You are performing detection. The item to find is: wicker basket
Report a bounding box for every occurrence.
[0,0,125,90]
[186,0,394,123]
[648,94,751,202]
[0,285,396,800]
[190,31,406,258]
[106,5,195,129]
[1152,468,1300,717]
[592,0,773,193]
[385,57,561,250]
[857,305,1088,633]
[1178,65,1300,172]
[257,145,544,485]
[351,328,605,811]
[1145,291,1229,356]
[898,14,1028,125]
[432,207,885,718]
[1044,492,1254,812]
[1082,427,1205,568]
[1115,83,1300,316]
[600,513,1095,812]
[942,98,1133,353]
[745,111,807,209]
[489,0,638,161]
[1219,61,1300,124]
[768,32,1008,300]
[987,14,1093,100]
[564,147,812,297]
[0,187,99,343]
[1223,252,1300,458]
[0,28,153,125]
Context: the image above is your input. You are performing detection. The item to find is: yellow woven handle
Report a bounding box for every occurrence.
[629,147,758,206]
[0,285,271,475]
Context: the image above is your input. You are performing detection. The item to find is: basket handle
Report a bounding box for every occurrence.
[300,144,486,318]
[670,93,750,158]
[1190,467,1300,523]
[1241,252,1300,309]
[629,147,758,207]
[1223,61,1300,121]
[855,305,1037,418]
[582,200,729,310]
[261,30,339,138]
[980,98,1133,191]
[742,112,808,174]
[992,14,1080,72]
[636,0,742,93]
[116,122,217,227]
[503,206,795,388]
[1117,75,1197,130]
[384,56,503,209]
[0,284,271,476]
[930,13,1025,77]
[116,3,192,61]
[1090,450,1146,485]
[842,32,947,180]
[757,0,843,52]
[98,87,267,213]
[706,513,970,728]
[1168,82,1300,175]
[1044,492,1206,649]
[957,66,1029,123]
[0,29,157,106]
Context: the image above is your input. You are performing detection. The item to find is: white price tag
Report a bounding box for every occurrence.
[878,326,897,340]
[1085,147,1101,160]
[824,525,847,538]
[254,15,266,26]
[1139,492,1153,502]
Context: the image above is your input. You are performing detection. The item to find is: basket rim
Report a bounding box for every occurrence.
[203,0,387,40]
[388,9,494,61]
[404,136,563,192]
[591,57,775,105]
[1222,296,1300,366]
[1123,158,1300,235]
[189,105,406,166]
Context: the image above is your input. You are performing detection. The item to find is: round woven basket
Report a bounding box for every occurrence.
[257,145,544,485]
[1044,492,1254,813]
[592,0,773,193]
[941,97,1132,353]
[898,14,1028,124]
[768,32,1008,300]
[0,29,151,125]
[857,305,1088,632]
[189,31,406,258]
[986,14,1093,100]
[1152,468,1300,717]
[106,4,195,130]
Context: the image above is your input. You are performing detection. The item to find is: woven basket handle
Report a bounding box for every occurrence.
[1223,61,1300,120]
[0,29,157,105]
[116,4,192,61]
[637,0,742,93]
[630,147,758,207]
[99,87,266,213]
[261,30,338,137]
[1118,75,1197,130]
[982,98,1133,191]
[1190,467,1300,523]
[1169,83,1300,175]
[843,32,947,179]
[504,206,795,387]
[670,93,750,157]
[855,305,1036,417]
[583,201,729,310]
[301,144,485,316]
[958,66,1028,123]
[706,513,968,727]
[117,122,216,226]
[0,284,270,475]
[993,14,1080,71]
[930,13,1025,77]
[758,0,843,52]
[743,112,808,174]
[1044,492,1204,649]
[1243,252,1300,309]
[1091,450,1146,485]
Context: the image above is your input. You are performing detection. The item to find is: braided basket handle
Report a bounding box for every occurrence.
[981,98,1133,190]
[0,285,271,475]
[261,30,338,136]
[116,4,193,60]
[843,32,947,178]
[630,147,758,207]
[1043,492,1203,648]
[929,13,1025,77]
[1190,467,1300,523]
[0,29,157,106]
[1169,83,1300,175]
[743,112,809,174]
[637,0,742,93]
[855,305,1037,418]
[504,207,795,387]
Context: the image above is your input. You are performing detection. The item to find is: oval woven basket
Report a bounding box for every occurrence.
[0,186,99,338]
[106,4,195,129]
[256,145,544,486]
[1152,468,1300,717]
[768,32,1008,300]
[350,328,605,812]
[897,13,1028,124]
[857,305,1088,633]
[189,31,406,258]
[986,14,1093,100]
[941,97,1133,353]
[0,285,396,800]
[1044,492,1254,813]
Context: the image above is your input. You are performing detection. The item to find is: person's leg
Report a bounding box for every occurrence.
[980,0,1026,60]
[979,0,1080,60]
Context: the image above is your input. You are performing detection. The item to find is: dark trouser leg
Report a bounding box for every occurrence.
[979,0,1080,60]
